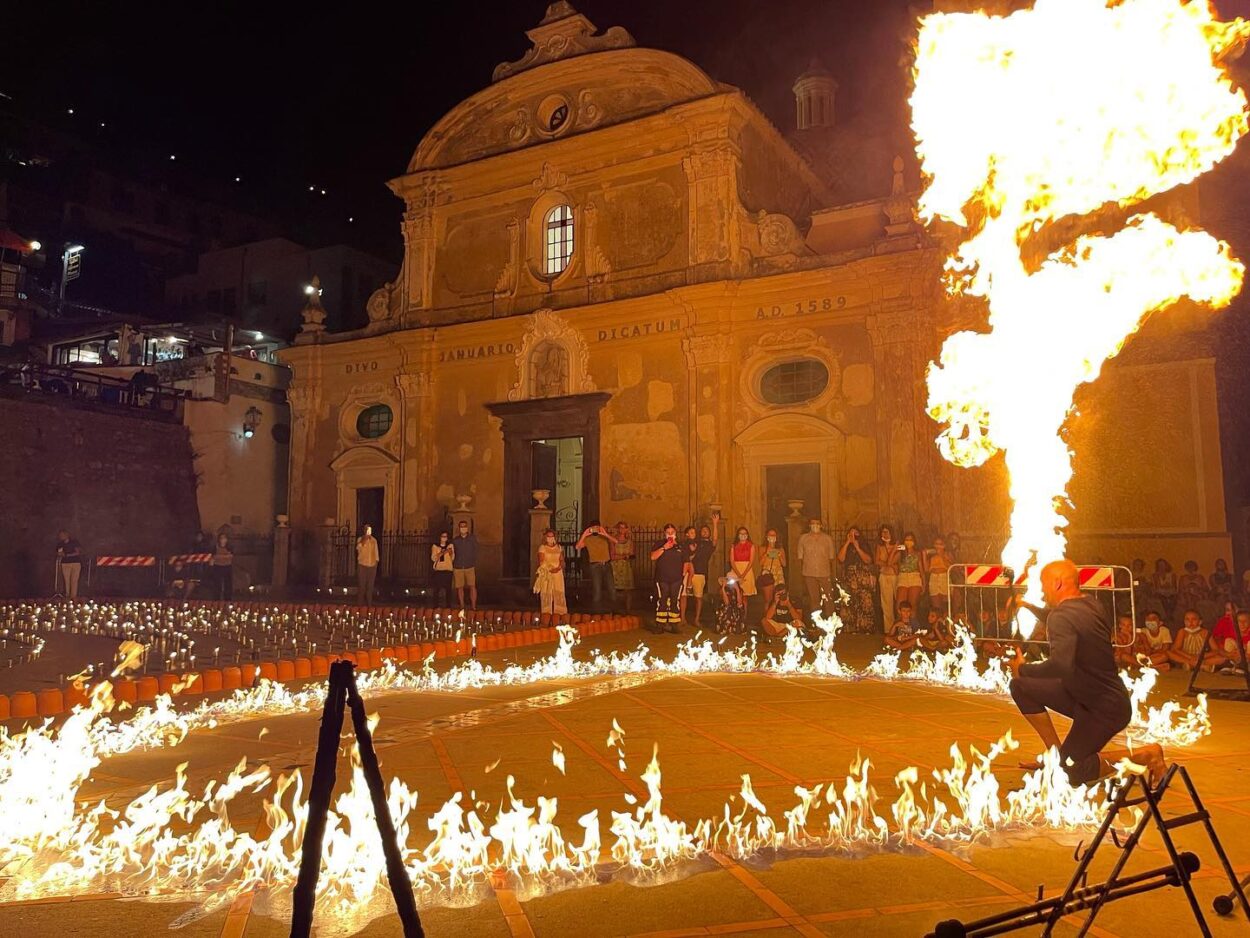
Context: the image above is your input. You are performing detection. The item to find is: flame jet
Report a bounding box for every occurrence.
[912,0,1250,604]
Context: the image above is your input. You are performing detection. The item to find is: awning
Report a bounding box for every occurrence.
[0,230,36,253]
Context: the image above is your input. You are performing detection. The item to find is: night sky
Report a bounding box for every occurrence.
[1,0,916,261]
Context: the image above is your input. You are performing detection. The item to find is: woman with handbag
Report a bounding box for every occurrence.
[758,528,787,611]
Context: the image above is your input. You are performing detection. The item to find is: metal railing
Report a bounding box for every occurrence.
[0,362,188,420]
[330,530,439,584]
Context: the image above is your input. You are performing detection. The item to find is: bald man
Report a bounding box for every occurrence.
[1010,559,1166,787]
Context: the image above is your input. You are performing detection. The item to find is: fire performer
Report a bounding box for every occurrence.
[1009,559,1166,788]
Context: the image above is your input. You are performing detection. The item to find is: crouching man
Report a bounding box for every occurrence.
[1009,559,1166,788]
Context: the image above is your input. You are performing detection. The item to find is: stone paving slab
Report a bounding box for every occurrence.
[0,632,1248,937]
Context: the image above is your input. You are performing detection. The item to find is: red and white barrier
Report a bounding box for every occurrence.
[168,553,213,564]
[95,556,157,567]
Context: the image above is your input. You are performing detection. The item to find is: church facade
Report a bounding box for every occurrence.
[280,4,1232,586]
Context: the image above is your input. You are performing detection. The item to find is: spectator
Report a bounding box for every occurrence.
[1210,558,1234,606]
[1112,613,1137,670]
[356,524,379,606]
[885,600,919,653]
[534,529,567,616]
[1207,603,1249,674]
[729,527,758,606]
[1166,609,1208,670]
[452,520,479,611]
[1133,611,1173,672]
[926,535,954,614]
[896,532,925,617]
[610,521,636,612]
[875,525,901,627]
[797,518,835,616]
[430,532,455,607]
[576,521,618,612]
[55,529,83,599]
[761,582,802,638]
[166,560,196,600]
[758,528,788,612]
[837,525,876,634]
[211,532,234,601]
[717,574,747,635]
[1242,565,1250,607]
[681,514,719,627]
[1152,558,1178,621]
[1177,560,1209,614]
[919,606,957,652]
[649,523,684,633]
[946,530,962,562]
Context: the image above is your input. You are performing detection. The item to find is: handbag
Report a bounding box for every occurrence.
[757,572,775,588]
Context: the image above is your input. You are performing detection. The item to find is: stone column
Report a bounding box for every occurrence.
[395,365,432,529]
[272,514,291,593]
[529,490,554,569]
[785,500,807,605]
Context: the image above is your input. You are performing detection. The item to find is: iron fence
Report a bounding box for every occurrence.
[330,530,439,585]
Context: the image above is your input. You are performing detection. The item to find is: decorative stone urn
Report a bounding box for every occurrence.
[532,489,552,510]
[455,494,473,511]
[787,499,805,518]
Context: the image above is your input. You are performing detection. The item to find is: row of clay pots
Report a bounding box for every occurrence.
[0,615,642,720]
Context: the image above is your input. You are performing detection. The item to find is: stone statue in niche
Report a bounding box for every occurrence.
[530,341,569,398]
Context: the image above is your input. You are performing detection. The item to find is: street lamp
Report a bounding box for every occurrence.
[242,406,262,439]
[58,243,85,309]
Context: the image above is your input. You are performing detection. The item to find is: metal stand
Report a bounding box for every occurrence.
[928,764,1249,937]
[1185,634,1250,701]
[289,660,424,938]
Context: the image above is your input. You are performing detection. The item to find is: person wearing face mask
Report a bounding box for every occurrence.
[874,525,901,627]
[452,520,479,611]
[534,529,567,617]
[797,518,835,618]
[356,524,380,606]
[757,528,787,612]
[837,525,876,634]
[430,531,455,607]
[729,527,758,610]
[650,523,685,633]
[896,532,926,619]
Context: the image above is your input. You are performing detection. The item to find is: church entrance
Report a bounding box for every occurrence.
[486,393,610,579]
[532,437,583,535]
[765,463,821,539]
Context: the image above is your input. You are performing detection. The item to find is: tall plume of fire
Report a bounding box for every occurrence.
[913,0,1250,601]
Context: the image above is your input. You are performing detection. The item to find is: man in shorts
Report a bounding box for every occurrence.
[681,513,719,626]
[452,520,479,611]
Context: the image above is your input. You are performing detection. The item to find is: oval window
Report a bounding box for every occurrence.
[356,404,393,439]
[760,359,829,406]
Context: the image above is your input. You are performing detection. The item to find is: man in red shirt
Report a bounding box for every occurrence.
[1207,606,1250,675]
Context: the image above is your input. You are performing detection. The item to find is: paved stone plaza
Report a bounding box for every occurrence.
[1,632,1248,937]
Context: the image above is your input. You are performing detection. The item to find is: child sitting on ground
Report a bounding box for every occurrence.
[885,600,919,653]
[761,583,802,638]
[716,575,747,635]
[1133,611,1172,671]
[1206,606,1249,675]
[1113,613,1138,670]
[919,607,956,652]
[1166,609,1209,671]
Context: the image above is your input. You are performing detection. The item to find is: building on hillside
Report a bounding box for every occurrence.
[16,320,291,545]
[279,3,1233,595]
[165,237,397,338]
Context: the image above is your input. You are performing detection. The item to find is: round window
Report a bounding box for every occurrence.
[759,359,829,406]
[356,404,393,439]
[536,94,572,136]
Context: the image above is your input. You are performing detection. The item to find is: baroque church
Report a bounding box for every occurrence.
[281,3,1231,586]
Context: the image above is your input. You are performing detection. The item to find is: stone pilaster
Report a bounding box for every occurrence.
[682,142,744,281]
[682,329,732,522]
[286,382,322,530]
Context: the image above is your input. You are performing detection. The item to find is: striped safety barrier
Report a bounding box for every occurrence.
[95,556,157,567]
[1077,566,1117,589]
[961,565,1014,587]
[168,553,213,564]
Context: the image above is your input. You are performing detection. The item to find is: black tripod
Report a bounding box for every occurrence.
[929,763,1248,937]
[289,659,424,938]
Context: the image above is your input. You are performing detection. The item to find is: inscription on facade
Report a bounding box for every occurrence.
[596,319,683,341]
[344,361,380,374]
[438,342,517,363]
[754,296,847,319]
